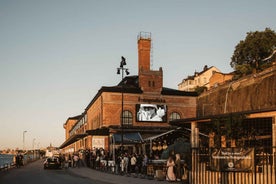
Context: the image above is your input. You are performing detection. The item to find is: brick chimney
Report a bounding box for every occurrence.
[138,32,151,74]
[137,32,163,94]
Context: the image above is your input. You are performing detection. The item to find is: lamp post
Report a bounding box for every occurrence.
[23,130,27,151]
[117,56,130,152]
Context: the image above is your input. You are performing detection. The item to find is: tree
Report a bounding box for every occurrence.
[230,28,276,78]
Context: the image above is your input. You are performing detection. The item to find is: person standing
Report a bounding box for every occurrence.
[19,154,24,166]
[182,162,189,183]
[166,156,176,181]
[115,155,121,174]
[85,149,91,167]
[120,155,125,174]
[15,153,21,168]
[142,154,148,175]
[60,154,65,168]
[123,154,129,174]
[73,154,79,168]
[68,154,72,167]
[136,154,143,173]
[130,154,137,173]
[175,154,182,181]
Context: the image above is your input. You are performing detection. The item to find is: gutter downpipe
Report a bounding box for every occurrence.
[224,82,233,113]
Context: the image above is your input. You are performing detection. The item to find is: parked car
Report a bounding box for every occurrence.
[43,157,61,169]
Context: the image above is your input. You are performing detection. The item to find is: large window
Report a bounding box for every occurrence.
[122,110,133,126]
[169,112,181,121]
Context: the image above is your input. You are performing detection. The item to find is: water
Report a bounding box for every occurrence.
[0,154,14,167]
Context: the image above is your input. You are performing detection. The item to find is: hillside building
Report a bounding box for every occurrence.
[178,65,221,91]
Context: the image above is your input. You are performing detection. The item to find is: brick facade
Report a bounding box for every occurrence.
[60,32,197,155]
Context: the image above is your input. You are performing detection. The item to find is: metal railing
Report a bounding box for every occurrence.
[0,162,15,171]
[191,147,276,184]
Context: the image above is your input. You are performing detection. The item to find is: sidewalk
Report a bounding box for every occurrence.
[67,166,178,184]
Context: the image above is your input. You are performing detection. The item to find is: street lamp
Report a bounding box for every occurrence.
[23,130,27,151]
[117,56,130,151]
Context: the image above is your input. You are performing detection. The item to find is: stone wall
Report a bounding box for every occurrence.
[197,65,276,117]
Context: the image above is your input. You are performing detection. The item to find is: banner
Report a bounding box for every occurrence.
[92,137,105,148]
[210,148,254,172]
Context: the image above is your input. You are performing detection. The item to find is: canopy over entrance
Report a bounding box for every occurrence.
[112,132,143,144]
[144,128,179,142]
[59,133,87,149]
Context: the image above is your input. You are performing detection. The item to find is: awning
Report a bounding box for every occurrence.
[86,127,109,136]
[112,132,143,144]
[144,127,182,142]
[144,127,207,143]
[59,133,87,149]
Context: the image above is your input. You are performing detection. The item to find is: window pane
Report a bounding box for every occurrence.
[169,112,180,121]
[122,110,133,126]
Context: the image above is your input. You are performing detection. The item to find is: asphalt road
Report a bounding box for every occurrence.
[0,159,111,184]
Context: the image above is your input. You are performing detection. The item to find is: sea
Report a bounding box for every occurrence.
[0,154,15,167]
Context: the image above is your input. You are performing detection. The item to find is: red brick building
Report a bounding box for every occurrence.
[60,32,197,156]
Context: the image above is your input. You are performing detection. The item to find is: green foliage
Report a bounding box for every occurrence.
[231,28,276,78]
[235,64,252,76]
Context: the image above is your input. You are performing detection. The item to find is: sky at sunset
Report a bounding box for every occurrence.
[1,0,276,150]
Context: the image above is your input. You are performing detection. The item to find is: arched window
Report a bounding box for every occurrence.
[169,112,181,121]
[122,110,133,126]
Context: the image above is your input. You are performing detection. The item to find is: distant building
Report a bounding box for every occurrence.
[178,65,220,91]
[209,71,234,89]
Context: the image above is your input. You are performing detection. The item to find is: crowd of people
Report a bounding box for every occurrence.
[64,148,110,169]
[63,148,189,183]
[114,153,148,175]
